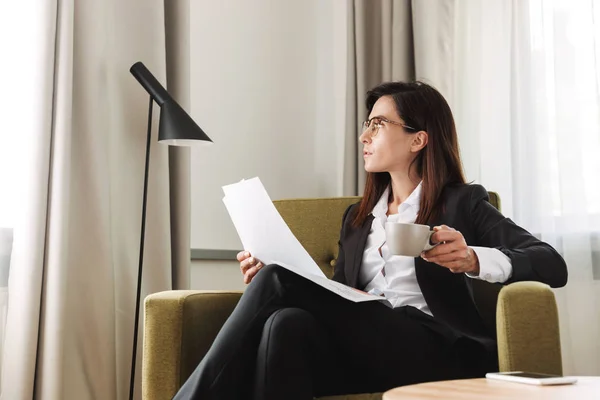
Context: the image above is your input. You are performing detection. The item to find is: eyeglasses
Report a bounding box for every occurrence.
[361,116,418,137]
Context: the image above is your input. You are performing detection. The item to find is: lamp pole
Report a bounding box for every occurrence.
[129,95,154,400]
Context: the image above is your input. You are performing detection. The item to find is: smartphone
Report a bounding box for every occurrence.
[485,371,578,386]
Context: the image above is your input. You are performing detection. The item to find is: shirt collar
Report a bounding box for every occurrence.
[371,181,423,220]
[372,187,390,220]
[403,182,423,209]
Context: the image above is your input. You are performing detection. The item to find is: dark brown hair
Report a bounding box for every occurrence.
[352,81,466,227]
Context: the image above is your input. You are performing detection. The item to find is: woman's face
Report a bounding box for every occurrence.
[359,95,427,174]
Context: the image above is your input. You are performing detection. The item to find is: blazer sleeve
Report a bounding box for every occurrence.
[331,204,354,284]
[469,184,568,288]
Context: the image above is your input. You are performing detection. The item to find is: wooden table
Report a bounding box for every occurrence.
[383,376,600,399]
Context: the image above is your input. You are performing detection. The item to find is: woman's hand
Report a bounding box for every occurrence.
[421,225,480,274]
[237,251,264,284]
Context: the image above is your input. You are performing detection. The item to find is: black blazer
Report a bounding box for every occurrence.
[332,184,568,350]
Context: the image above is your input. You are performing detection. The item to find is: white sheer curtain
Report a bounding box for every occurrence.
[452,0,600,375]
[0,229,11,386]
[0,2,53,394]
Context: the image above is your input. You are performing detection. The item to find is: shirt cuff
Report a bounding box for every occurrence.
[466,247,513,283]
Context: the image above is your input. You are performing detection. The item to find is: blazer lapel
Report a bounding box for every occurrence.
[349,214,374,288]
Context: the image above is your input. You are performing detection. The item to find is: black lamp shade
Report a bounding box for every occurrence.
[159,100,212,146]
[130,61,212,146]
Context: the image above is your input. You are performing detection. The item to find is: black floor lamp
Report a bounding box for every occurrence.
[128,61,212,400]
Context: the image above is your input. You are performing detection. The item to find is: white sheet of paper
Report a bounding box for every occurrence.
[222,177,324,277]
[273,261,389,304]
[222,177,389,305]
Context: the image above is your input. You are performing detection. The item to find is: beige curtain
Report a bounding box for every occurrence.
[343,0,415,195]
[165,0,192,291]
[343,0,456,196]
[0,0,181,398]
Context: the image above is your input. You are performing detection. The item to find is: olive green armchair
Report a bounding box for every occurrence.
[142,194,563,400]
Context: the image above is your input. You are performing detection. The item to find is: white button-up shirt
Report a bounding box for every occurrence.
[358,183,513,316]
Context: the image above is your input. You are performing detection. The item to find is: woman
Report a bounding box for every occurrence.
[174,81,567,400]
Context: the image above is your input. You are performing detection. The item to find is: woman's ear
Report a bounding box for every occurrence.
[410,131,428,153]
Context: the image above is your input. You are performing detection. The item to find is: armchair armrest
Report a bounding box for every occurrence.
[143,290,242,400]
[496,282,562,375]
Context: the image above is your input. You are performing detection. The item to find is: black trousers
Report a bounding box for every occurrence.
[173,265,495,400]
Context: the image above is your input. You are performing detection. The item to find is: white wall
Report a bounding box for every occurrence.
[190,260,246,291]
[188,1,347,289]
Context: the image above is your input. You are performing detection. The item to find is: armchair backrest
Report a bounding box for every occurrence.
[273,191,502,334]
[273,197,361,277]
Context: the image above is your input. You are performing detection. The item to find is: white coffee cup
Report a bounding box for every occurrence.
[384,222,437,257]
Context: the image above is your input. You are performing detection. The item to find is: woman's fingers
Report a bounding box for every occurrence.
[240,256,257,274]
[425,226,465,258]
[422,241,461,259]
[430,228,460,247]
[420,226,478,274]
[236,251,249,262]
[423,249,467,264]
[244,262,264,284]
[243,268,252,284]
[238,250,265,284]
[239,251,253,273]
